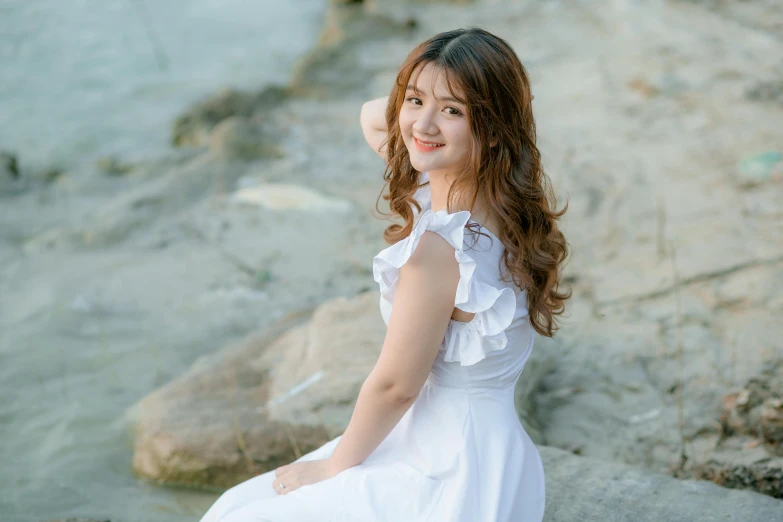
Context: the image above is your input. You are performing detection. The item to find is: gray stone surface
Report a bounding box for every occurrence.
[4,0,783,518]
[541,445,783,522]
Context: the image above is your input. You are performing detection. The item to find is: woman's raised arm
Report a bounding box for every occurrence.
[360,96,390,163]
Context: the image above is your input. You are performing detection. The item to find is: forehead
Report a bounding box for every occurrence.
[408,62,465,101]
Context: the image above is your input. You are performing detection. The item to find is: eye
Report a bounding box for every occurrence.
[406,96,422,105]
[444,106,463,116]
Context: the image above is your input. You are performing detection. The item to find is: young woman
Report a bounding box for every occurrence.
[200,27,569,522]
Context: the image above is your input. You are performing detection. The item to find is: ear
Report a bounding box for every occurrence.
[489,136,498,148]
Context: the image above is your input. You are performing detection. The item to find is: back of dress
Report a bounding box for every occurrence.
[369,171,545,521]
[373,171,535,392]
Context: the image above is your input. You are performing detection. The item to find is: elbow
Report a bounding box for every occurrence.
[365,375,419,403]
[359,100,386,133]
[359,101,371,128]
[387,386,419,403]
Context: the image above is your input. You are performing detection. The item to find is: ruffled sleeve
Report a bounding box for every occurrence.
[372,208,518,367]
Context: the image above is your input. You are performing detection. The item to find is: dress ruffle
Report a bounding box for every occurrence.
[372,208,517,367]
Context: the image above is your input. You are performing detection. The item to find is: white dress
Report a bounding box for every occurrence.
[199,172,546,522]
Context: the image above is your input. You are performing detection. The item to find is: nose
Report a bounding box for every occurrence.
[412,107,438,136]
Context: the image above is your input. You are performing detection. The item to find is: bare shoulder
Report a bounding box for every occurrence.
[395,230,462,326]
[404,231,460,284]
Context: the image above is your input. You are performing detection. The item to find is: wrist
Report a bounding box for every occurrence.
[326,455,352,476]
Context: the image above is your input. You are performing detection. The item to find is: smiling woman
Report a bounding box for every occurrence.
[399,63,472,175]
[199,26,568,522]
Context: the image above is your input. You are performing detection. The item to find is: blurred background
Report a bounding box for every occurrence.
[1,1,781,521]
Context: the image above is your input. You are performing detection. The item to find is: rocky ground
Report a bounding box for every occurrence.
[3,0,782,520]
[133,0,783,513]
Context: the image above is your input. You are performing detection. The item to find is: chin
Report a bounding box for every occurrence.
[409,158,431,172]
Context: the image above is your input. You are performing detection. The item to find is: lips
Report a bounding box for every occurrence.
[414,137,444,148]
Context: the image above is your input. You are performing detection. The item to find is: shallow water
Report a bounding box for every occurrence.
[0,0,324,171]
[0,1,325,521]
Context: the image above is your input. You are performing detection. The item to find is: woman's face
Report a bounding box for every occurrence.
[399,62,472,178]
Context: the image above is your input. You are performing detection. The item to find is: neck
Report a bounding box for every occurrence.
[429,169,465,213]
[428,170,489,223]
[426,170,497,236]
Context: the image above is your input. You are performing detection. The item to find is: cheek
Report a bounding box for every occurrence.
[397,110,412,134]
[445,125,472,151]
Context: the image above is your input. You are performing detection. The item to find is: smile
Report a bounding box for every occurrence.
[414,137,445,151]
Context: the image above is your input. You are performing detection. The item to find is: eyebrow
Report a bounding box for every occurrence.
[406,84,464,105]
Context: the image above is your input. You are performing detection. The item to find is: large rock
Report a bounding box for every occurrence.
[541,445,783,521]
[536,269,783,499]
[130,290,550,489]
[130,292,385,489]
[508,0,783,500]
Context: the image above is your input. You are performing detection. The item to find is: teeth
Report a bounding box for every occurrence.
[416,138,443,148]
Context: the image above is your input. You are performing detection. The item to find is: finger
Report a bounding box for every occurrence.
[274,478,288,495]
[276,469,294,490]
[279,478,297,495]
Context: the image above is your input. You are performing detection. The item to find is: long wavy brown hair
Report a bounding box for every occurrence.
[376,27,571,338]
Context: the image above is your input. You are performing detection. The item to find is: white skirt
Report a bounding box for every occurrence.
[199,376,546,522]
